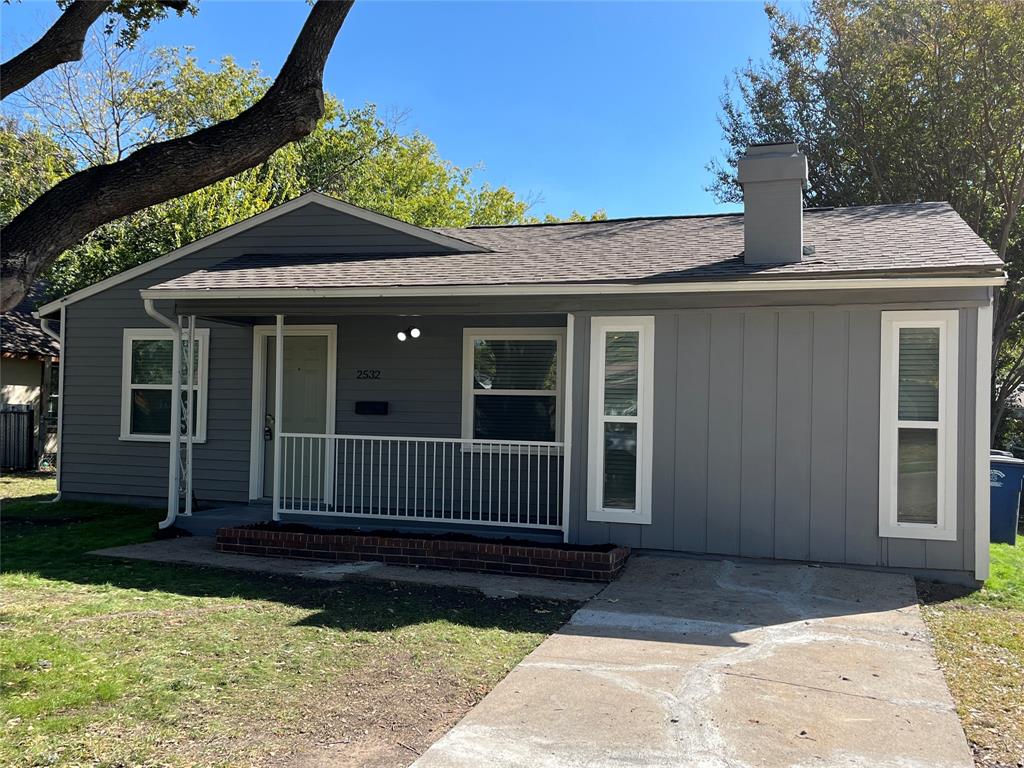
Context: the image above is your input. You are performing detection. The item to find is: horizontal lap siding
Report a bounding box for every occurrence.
[64,262,563,503]
[60,203,468,504]
[570,297,982,574]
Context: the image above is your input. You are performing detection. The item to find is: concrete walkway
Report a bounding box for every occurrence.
[89,536,604,601]
[413,554,972,768]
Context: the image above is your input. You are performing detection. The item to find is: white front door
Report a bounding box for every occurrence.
[250,326,337,501]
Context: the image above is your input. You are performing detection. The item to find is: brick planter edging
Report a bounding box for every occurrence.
[215,527,630,582]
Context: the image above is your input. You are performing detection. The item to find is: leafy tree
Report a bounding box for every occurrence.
[3,43,552,297]
[0,0,354,311]
[543,210,609,223]
[710,0,1024,441]
[0,118,76,227]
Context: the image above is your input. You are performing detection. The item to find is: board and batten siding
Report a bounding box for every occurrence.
[568,301,983,574]
[58,202,468,504]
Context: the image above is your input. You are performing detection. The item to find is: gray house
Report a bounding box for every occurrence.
[36,144,1004,582]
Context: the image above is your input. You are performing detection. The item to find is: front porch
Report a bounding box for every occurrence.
[151,303,573,539]
[277,433,565,529]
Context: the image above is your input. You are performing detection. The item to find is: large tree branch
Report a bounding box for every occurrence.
[1,1,111,100]
[1,0,353,311]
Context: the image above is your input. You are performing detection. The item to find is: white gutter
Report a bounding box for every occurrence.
[143,299,183,529]
[38,308,65,503]
[139,274,1007,302]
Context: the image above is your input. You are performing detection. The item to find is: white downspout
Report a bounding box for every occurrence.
[144,299,182,529]
[272,314,284,521]
[38,306,65,503]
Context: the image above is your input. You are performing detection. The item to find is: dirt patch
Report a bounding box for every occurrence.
[263,653,483,768]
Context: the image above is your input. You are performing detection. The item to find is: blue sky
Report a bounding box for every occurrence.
[1,1,793,219]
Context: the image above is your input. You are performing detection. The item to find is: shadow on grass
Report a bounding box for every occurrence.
[915,578,978,605]
[2,500,579,636]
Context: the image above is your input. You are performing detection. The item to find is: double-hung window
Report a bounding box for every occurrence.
[120,328,210,442]
[461,328,564,444]
[879,310,958,540]
[587,316,655,524]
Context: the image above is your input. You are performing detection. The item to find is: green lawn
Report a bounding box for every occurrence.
[918,537,1024,767]
[0,473,578,768]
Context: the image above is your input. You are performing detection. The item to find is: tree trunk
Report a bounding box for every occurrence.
[0,0,353,311]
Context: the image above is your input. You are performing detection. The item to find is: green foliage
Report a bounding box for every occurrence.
[543,209,608,223]
[56,0,197,49]
[0,118,75,228]
[4,46,551,299]
[711,0,1024,437]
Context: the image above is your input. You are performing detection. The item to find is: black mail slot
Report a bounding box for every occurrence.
[355,401,389,416]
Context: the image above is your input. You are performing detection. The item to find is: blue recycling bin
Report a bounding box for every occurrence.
[989,452,1024,545]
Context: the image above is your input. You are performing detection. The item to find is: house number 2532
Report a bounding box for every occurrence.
[356,369,381,379]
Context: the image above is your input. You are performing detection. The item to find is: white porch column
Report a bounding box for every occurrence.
[272,314,285,521]
[167,316,183,521]
[560,313,575,543]
[183,316,196,516]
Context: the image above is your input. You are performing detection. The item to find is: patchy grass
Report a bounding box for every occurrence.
[1,471,58,505]
[919,537,1024,767]
[0,473,579,768]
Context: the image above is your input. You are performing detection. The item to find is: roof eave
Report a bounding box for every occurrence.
[140,271,1006,302]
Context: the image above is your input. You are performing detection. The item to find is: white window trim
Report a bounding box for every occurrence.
[587,315,655,524]
[461,327,566,451]
[878,310,958,540]
[120,327,210,443]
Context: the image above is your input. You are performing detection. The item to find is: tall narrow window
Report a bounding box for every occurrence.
[587,316,654,523]
[879,311,958,540]
[120,328,209,442]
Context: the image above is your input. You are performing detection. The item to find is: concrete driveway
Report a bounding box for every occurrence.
[413,554,972,768]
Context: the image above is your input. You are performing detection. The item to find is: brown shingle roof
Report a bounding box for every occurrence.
[1,285,59,359]
[147,202,1003,293]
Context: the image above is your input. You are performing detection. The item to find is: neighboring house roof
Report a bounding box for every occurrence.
[145,201,1002,295]
[1,285,59,360]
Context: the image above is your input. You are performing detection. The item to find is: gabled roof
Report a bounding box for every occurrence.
[35,192,485,316]
[2,284,59,360]
[143,202,1003,297]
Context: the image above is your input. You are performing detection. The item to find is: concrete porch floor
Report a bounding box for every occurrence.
[413,554,972,768]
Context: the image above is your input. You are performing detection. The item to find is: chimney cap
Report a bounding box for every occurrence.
[737,143,808,187]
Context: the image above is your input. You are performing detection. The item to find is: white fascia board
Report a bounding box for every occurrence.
[139,274,1006,302]
[35,191,485,317]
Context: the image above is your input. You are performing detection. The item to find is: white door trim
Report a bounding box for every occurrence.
[249,324,338,500]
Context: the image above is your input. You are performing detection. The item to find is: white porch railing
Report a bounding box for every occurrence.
[277,433,565,530]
